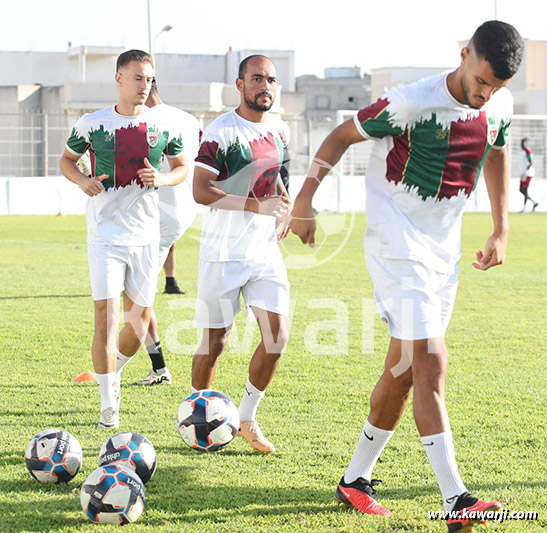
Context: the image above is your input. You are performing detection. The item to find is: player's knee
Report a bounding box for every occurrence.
[264,324,289,354]
[413,360,447,391]
[390,370,413,397]
[209,333,230,356]
[399,372,414,394]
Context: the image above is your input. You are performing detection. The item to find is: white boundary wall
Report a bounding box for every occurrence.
[1,175,545,215]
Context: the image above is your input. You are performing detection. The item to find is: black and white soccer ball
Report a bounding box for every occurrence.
[25,428,82,483]
[177,389,240,452]
[98,432,157,484]
[80,464,145,524]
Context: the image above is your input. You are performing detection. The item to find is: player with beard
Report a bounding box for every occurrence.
[290,21,523,533]
[191,55,291,453]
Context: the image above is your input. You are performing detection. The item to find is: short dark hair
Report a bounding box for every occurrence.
[116,49,154,72]
[238,54,272,79]
[468,20,523,80]
[150,77,158,96]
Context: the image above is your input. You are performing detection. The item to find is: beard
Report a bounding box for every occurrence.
[244,92,273,112]
[461,76,484,110]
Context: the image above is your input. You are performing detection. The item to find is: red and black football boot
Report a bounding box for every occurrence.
[335,477,391,516]
[447,491,502,533]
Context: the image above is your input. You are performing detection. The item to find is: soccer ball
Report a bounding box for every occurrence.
[177,389,240,452]
[98,432,157,484]
[25,429,82,483]
[80,464,145,524]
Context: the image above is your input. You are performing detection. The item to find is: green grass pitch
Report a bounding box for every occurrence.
[0,213,545,532]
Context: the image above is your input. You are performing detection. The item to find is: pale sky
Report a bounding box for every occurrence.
[1,0,545,76]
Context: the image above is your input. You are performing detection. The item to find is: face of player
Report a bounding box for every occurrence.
[115,61,155,108]
[238,57,277,113]
[459,48,510,109]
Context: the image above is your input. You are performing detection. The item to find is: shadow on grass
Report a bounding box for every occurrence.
[159,444,257,457]
[1,468,546,532]
[0,294,90,300]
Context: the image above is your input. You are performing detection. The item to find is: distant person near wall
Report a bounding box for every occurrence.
[519,137,539,212]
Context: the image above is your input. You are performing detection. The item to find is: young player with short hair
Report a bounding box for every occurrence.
[290,20,524,533]
[60,50,188,428]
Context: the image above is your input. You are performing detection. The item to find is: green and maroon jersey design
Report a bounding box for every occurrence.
[195,110,290,198]
[353,73,514,274]
[66,106,183,190]
[356,95,509,201]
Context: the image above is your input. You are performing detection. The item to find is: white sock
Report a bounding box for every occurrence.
[238,378,265,422]
[155,367,166,374]
[96,372,117,411]
[344,419,394,483]
[421,431,467,511]
[115,350,132,374]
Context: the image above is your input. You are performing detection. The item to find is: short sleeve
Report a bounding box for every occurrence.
[492,120,511,149]
[354,88,407,140]
[491,88,513,150]
[165,134,184,158]
[195,138,225,176]
[66,116,90,156]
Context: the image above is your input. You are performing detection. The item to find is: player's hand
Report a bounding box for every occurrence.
[289,197,317,248]
[137,157,163,187]
[472,230,509,271]
[254,195,291,220]
[276,195,293,241]
[79,174,107,197]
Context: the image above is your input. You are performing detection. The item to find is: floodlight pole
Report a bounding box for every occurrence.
[147,0,152,53]
[153,25,174,55]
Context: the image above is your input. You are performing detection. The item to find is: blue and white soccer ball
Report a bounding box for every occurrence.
[25,429,82,483]
[177,389,240,452]
[98,432,157,484]
[80,464,145,524]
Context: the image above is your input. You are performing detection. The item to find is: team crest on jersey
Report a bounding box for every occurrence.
[147,132,158,148]
[487,123,498,146]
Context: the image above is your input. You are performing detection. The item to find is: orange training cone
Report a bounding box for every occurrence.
[73,371,96,382]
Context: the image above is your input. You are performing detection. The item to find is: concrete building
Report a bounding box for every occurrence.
[0,46,297,176]
[289,67,371,167]
[370,66,449,101]
[1,42,546,179]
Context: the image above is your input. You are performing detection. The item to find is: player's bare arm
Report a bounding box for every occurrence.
[137,155,188,188]
[193,165,290,220]
[60,149,107,197]
[290,118,364,247]
[473,146,510,271]
[275,174,292,241]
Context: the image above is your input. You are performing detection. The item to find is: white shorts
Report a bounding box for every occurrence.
[195,257,290,329]
[158,232,184,272]
[88,244,158,307]
[365,253,459,341]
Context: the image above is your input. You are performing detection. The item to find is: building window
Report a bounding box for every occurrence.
[348,96,355,103]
